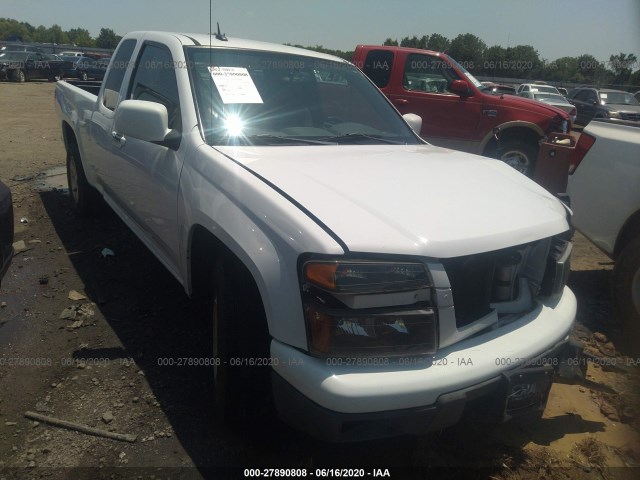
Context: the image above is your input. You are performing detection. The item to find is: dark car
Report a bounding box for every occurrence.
[0,51,66,82]
[75,56,110,81]
[568,87,640,125]
[0,44,43,53]
[59,55,84,78]
[0,180,14,287]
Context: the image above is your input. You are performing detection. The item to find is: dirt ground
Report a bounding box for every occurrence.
[0,81,639,479]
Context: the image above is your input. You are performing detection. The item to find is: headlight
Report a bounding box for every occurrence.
[304,261,430,294]
[301,260,437,357]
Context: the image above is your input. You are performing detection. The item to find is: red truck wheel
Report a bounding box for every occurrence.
[497,139,537,177]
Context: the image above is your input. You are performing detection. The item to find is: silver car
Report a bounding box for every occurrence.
[519,91,577,124]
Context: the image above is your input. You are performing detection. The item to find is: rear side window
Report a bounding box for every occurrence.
[102,39,136,110]
[128,43,181,132]
[362,50,394,88]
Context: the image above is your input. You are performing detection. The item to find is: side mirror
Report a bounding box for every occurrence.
[450,79,473,97]
[403,113,422,134]
[114,100,179,148]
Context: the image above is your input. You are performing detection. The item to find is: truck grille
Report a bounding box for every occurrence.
[620,112,640,121]
[441,235,571,328]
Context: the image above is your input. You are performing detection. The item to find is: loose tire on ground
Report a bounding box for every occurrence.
[211,257,271,424]
[613,236,640,340]
[497,139,538,177]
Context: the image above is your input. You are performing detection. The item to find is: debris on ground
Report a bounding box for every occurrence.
[24,411,137,443]
[68,290,87,301]
[101,247,115,258]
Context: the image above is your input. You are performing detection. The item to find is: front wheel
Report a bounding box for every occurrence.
[613,237,640,340]
[497,139,538,177]
[211,258,271,424]
[12,69,26,83]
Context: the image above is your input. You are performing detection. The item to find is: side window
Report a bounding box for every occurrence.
[362,50,394,88]
[574,90,590,102]
[587,91,598,103]
[403,53,459,94]
[128,43,181,131]
[102,39,136,110]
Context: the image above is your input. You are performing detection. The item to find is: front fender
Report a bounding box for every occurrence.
[178,144,344,350]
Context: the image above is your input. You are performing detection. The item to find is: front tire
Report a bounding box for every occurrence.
[12,69,26,83]
[497,139,538,177]
[613,237,640,340]
[211,258,271,424]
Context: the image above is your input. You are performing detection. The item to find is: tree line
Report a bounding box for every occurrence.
[2,18,638,88]
[0,18,121,49]
[297,33,639,89]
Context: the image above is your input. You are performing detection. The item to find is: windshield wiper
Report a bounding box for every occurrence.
[246,134,337,145]
[323,133,404,145]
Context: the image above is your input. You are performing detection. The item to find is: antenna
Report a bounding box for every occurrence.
[215,22,228,42]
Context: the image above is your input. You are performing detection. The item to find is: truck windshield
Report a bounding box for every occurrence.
[446,55,483,89]
[185,47,421,146]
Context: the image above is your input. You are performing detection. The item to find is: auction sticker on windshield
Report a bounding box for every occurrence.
[208,66,263,104]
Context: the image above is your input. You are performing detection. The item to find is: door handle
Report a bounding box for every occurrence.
[394,99,409,105]
[111,131,126,147]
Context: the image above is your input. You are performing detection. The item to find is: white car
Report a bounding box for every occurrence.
[56,31,577,441]
[518,91,577,123]
[517,83,561,95]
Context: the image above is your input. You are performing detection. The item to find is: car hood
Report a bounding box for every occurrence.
[217,144,569,257]
[607,104,640,114]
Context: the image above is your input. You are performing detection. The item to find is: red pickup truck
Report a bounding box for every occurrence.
[353,45,571,177]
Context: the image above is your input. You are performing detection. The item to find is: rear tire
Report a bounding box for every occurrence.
[66,145,97,215]
[497,139,538,177]
[613,237,640,340]
[211,257,271,424]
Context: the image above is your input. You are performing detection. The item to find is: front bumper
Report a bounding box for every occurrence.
[273,336,576,442]
[271,287,577,441]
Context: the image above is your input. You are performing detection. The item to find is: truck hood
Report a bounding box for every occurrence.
[217,144,569,257]
[491,94,570,120]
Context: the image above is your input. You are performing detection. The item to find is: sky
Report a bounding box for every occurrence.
[2,0,639,65]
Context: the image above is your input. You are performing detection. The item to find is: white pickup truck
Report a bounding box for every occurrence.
[55,31,577,441]
[568,119,640,336]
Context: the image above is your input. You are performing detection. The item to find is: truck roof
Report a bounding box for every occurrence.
[123,31,349,64]
[355,44,446,58]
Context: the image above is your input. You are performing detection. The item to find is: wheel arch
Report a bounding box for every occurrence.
[61,121,78,152]
[481,122,544,156]
[615,209,640,259]
[185,220,291,345]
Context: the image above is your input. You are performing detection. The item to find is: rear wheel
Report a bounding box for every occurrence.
[66,145,97,215]
[211,257,271,424]
[613,237,640,340]
[497,139,538,177]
